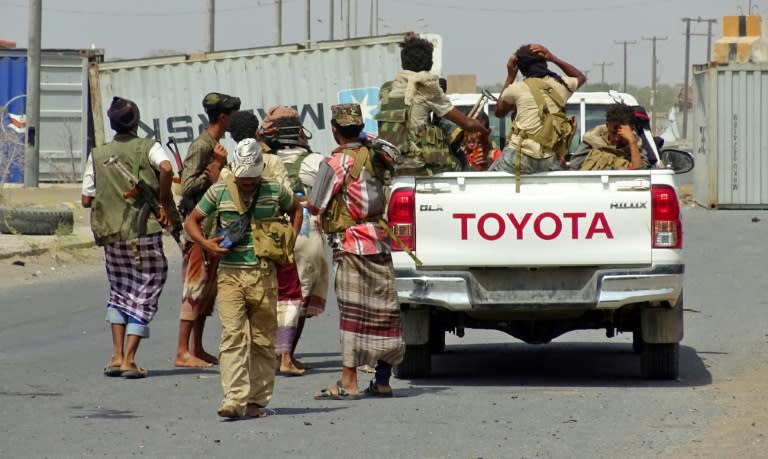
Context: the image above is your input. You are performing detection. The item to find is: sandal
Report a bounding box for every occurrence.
[103,365,123,377]
[364,380,394,398]
[313,380,360,400]
[122,366,148,379]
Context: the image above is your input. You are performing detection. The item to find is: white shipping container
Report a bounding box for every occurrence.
[692,63,768,208]
[94,34,443,159]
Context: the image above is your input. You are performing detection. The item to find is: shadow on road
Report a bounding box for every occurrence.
[402,342,711,388]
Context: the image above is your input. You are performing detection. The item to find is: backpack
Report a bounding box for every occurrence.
[520,78,577,159]
[282,149,311,194]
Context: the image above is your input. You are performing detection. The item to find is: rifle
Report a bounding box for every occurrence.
[104,155,184,251]
[165,136,184,182]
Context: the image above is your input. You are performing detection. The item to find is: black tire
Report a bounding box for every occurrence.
[641,343,679,380]
[393,344,431,379]
[0,205,74,235]
[632,324,644,354]
[429,320,446,354]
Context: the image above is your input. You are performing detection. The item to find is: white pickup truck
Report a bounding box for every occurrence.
[386,91,693,380]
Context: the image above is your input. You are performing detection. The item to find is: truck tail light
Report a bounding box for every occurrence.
[651,184,682,249]
[387,187,415,251]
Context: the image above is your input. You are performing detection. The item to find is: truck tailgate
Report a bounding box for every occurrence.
[413,173,652,267]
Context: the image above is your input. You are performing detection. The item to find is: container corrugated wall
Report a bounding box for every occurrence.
[0,54,27,183]
[0,49,91,183]
[96,35,436,156]
[693,63,768,208]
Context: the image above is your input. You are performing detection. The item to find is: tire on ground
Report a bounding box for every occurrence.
[0,205,74,236]
[641,342,679,380]
[393,344,431,379]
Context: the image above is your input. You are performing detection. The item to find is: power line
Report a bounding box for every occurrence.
[592,61,614,85]
[388,0,649,13]
[642,35,668,132]
[681,17,717,140]
[614,40,636,92]
[0,0,288,17]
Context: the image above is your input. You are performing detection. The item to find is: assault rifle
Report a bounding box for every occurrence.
[104,155,183,250]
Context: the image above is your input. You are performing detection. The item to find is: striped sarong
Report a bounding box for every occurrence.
[275,262,303,355]
[103,233,168,324]
[334,252,405,368]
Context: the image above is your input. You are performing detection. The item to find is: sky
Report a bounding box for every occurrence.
[0,0,747,87]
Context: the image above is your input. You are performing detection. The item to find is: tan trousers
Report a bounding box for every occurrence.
[216,263,277,413]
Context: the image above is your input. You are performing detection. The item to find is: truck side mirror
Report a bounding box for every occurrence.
[659,148,694,174]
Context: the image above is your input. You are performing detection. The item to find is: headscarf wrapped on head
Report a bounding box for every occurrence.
[107,97,140,133]
[516,46,567,88]
[232,138,265,178]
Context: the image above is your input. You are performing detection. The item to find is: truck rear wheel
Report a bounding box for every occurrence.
[641,343,679,379]
[429,321,446,354]
[393,345,431,379]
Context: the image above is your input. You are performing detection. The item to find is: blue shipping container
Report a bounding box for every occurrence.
[0,55,27,183]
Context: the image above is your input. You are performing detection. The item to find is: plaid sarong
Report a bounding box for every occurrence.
[103,234,168,324]
[275,262,303,355]
[334,252,405,368]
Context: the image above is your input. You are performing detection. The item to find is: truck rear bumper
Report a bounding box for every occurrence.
[395,265,683,311]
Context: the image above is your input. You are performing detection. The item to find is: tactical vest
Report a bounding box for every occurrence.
[375,81,458,175]
[321,146,382,234]
[514,78,577,160]
[90,135,163,246]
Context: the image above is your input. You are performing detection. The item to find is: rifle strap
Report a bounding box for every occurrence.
[377,219,423,267]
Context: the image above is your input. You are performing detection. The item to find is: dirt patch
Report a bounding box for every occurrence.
[0,245,104,288]
[664,348,768,458]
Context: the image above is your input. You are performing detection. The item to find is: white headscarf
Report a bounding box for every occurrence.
[232,138,265,178]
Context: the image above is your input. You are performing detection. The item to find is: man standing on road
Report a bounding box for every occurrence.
[490,43,586,174]
[184,138,300,419]
[308,104,405,399]
[81,96,175,379]
[175,92,240,369]
[375,32,489,176]
[260,106,329,375]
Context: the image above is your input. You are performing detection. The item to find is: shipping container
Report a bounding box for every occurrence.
[0,49,98,183]
[692,63,768,208]
[94,34,443,159]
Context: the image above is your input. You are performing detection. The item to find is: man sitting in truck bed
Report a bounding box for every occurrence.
[569,104,648,170]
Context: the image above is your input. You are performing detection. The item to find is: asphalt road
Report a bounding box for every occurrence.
[1,206,767,459]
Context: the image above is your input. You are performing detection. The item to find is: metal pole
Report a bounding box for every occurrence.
[374,0,379,35]
[275,0,282,45]
[305,0,311,46]
[706,20,713,63]
[205,0,215,52]
[25,0,42,187]
[329,0,334,40]
[682,19,691,139]
[369,0,374,36]
[345,0,351,39]
[642,35,667,134]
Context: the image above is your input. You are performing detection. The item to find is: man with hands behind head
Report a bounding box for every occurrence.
[570,104,648,170]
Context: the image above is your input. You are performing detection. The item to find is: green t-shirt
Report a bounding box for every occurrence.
[196,179,293,267]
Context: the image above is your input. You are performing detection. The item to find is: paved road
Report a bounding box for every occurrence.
[1,206,767,458]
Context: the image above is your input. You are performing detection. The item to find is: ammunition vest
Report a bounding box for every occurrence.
[90,135,163,246]
[513,78,577,160]
[375,81,457,175]
[321,146,382,234]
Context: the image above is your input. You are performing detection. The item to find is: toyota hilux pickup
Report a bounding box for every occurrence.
[386,91,693,380]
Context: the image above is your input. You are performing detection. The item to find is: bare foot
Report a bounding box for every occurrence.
[175,352,214,368]
[196,351,218,365]
[279,365,306,376]
[291,357,309,370]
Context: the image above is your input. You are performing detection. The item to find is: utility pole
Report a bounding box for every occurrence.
[329,0,334,40]
[614,40,636,92]
[205,0,214,53]
[682,17,717,139]
[374,0,379,35]
[642,35,668,133]
[369,0,374,36]
[274,0,282,45]
[593,61,614,85]
[304,0,310,46]
[25,0,42,187]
